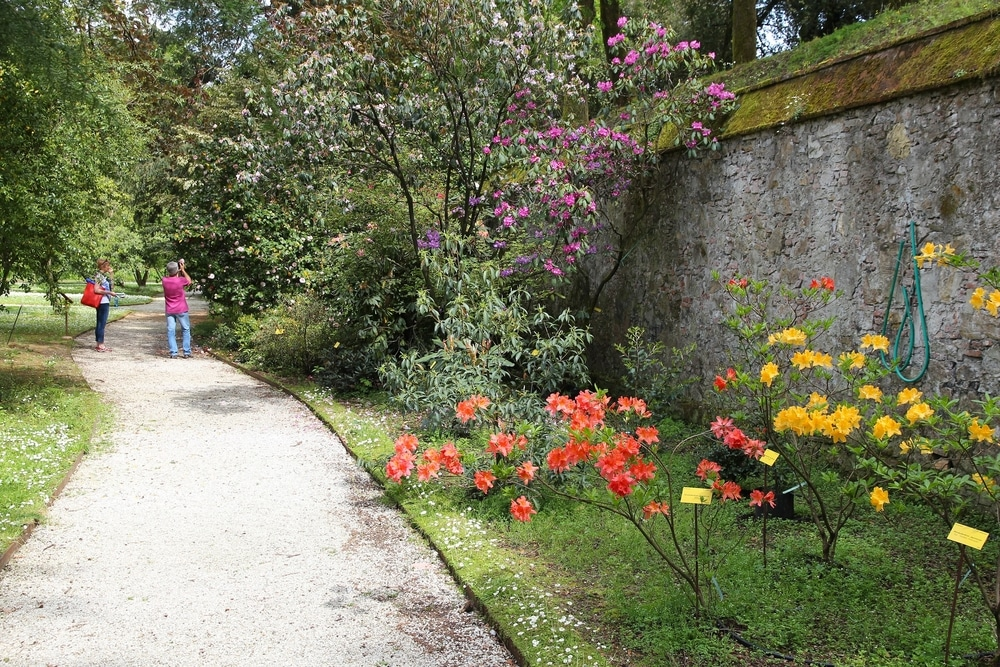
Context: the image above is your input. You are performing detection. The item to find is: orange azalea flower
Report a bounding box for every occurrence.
[695,459,722,481]
[455,400,477,424]
[545,392,576,418]
[546,447,572,473]
[517,460,538,483]
[386,451,415,482]
[596,449,628,479]
[714,375,728,391]
[749,489,776,508]
[616,396,651,417]
[570,409,603,432]
[719,480,742,501]
[564,438,592,465]
[607,472,636,497]
[417,461,441,482]
[636,426,659,444]
[487,432,517,457]
[629,458,657,482]
[473,470,496,494]
[642,501,670,520]
[510,496,537,522]
[394,433,419,454]
[616,434,641,457]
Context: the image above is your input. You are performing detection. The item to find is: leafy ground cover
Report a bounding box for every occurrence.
[287,384,997,667]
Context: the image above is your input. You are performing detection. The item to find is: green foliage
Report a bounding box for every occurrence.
[0,2,146,299]
[380,246,592,429]
[615,326,698,416]
[235,293,340,376]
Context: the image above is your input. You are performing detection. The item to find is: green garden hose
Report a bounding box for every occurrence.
[879,220,930,383]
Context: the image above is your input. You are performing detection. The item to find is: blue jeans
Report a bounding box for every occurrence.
[166,312,191,356]
[95,303,110,344]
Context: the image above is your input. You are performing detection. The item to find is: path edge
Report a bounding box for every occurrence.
[206,350,530,667]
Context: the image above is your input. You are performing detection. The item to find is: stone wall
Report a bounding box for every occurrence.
[582,74,1000,402]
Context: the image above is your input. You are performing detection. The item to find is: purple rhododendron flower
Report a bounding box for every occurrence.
[416,229,441,250]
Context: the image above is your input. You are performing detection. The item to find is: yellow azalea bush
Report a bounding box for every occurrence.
[715,268,1000,657]
[714,272,886,562]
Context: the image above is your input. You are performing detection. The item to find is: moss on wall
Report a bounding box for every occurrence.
[721,12,1000,138]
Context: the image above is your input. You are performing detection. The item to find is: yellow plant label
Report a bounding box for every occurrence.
[681,487,713,505]
[760,449,780,466]
[947,523,989,550]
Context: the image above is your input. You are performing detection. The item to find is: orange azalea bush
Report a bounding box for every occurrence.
[386,389,760,610]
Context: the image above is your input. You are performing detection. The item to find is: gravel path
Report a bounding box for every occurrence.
[0,298,514,667]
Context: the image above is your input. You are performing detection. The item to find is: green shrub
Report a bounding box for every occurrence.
[380,247,592,430]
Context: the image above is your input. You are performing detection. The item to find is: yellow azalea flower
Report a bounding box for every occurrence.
[812,351,833,368]
[905,402,934,424]
[831,405,861,432]
[274,327,285,335]
[873,415,902,440]
[806,392,828,410]
[972,473,996,492]
[914,242,937,268]
[860,334,890,353]
[919,442,934,455]
[988,290,1000,317]
[770,327,808,346]
[840,351,866,370]
[870,486,889,512]
[969,418,995,443]
[823,405,861,443]
[791,350,814,370]
[971,287,987,310]
[897,387,923,405]
[760,362,779,387]
[774,406,814,436]
[859,385,883,402]
[899,439,911,454]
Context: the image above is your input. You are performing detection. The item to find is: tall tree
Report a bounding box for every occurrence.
[732,0,756,63]
[0,0,144,299]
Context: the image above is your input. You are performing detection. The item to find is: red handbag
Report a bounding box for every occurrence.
[81,279,102,308]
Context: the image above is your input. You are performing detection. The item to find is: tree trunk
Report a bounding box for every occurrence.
[732,0,757,64]
[599,0,622,64]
